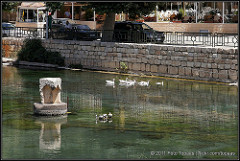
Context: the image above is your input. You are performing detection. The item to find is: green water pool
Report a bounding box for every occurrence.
[2,66,238,159]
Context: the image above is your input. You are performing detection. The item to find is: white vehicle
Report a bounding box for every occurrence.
[2,23,16,37]
[2,22,24,37]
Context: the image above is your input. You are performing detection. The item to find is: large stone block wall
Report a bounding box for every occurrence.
[2,38,24,58]
[2,37,238,83]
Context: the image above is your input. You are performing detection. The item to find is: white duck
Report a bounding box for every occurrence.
[119,78,136,87]
[126,80,136,86]
[108,112,113,118]
[138,81,150,86]
[229,82,238,86]
[106,78,115,87]
[156,81,164,85]
[96,112,113,121]
[119,78,129,84]
[97,114,107,120]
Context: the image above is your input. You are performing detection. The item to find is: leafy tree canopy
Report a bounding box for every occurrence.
[84,2,158,41]
[2,2,20,11]
[45,2,64,14]
[87,2,157,19]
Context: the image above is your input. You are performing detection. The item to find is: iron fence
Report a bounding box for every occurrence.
[164,31,238,48]
[2,26,238,48]
[2,27,46,39]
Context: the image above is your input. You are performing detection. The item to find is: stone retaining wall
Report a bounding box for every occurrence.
[2,37,238,83]
[2,38,25,58]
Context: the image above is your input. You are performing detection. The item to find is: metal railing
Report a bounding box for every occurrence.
[2,27,46,39]
[2,27,238,48]
[164,31,238,48]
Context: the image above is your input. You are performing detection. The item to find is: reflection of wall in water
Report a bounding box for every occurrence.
[110,81,237,130]
[62,92,102,112]
[2,67,24,94]
[110,79,237,114]
[119,105,125,132]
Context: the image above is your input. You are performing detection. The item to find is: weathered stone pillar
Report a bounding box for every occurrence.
[34,78,67,115]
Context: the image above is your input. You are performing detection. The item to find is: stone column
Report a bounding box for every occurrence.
[34,78,67,115]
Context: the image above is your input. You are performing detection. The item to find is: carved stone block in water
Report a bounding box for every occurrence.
[33,78,67,115]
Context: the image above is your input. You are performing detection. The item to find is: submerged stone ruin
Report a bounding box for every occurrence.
[33,78,67,115]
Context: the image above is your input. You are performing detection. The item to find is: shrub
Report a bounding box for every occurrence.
[17,38,64,66]
[118,61,128,73]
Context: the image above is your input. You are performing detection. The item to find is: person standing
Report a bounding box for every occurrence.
[65,21,72,29]
[48,12,53,38]
[64,8,71,18]
[65,21,72,39]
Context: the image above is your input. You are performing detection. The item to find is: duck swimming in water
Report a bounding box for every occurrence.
[108,112,113,118]
[97,114,107,120]
[156,81,164,85]
[106,79,115,88]
[119,78,136,87]
[138,81,149,86]
[96,112,113,121]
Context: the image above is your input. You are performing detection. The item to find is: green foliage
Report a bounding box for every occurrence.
[179,8,185,16]
[2,2,20,11]
[176,9,185,20]
[87,2,157,19]
[157,2,167,11]
[119,62,128,73]
[210,10,217,16]
[85,8,94,21]
[17,38,64,66]
[126,3,157,19]
[85,3,126,14]
[45,2,64,13]
[68,64,83,69]
[86,2,157,41]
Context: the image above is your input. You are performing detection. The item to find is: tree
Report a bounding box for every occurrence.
[86,2,157,41]
[2,2,20,11]
[45,2,64,14]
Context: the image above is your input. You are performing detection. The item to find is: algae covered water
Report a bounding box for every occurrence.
[2,66,238,159]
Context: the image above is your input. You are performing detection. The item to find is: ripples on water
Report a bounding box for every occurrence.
[2,66,238,159]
